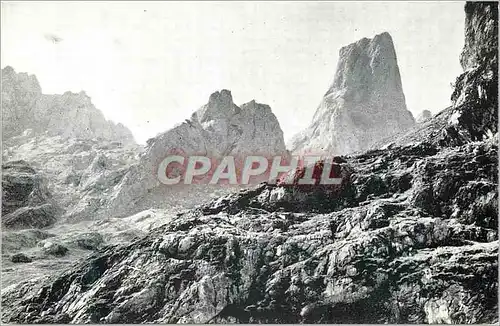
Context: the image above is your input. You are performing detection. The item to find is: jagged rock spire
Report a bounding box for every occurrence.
[290,32,415,155]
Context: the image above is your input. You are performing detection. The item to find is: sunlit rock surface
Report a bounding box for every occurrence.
[289,32,415,156]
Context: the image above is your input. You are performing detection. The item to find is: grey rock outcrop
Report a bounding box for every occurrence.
[1,66,135,144]
[290,32,415,155]
[41,242,69,257]
[2,161,49,215]
[10,253,33,263]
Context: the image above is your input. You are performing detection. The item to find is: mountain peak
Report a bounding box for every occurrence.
[196,89,238,123]
[2,68,135,143]
[416,110,433,123]
[373,31,393,41]
[208,89,233,107]
[2,65,16,75]
[330,31,401,98]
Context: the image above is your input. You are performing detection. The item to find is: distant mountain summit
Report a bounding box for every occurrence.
[109,89,288,216]
[289,32,415,155]
[1,66,135,144]
[143,89,287,172]
[1,3,498,324]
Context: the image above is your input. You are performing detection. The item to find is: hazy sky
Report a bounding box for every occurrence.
[1,1,465,143]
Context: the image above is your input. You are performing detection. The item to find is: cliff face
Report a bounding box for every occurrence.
[146,90,287,169]
[1,67,135,144]
[37,92,135,143]
[2,160,60,229]
[460,2,498,70]
[290,32,415,155]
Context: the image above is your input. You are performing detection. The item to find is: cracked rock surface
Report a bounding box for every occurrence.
[1,66,136,144]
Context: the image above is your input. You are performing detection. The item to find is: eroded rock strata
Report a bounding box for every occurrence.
[289,32,415,156]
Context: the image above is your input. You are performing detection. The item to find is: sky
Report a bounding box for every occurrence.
[1,1,465,144]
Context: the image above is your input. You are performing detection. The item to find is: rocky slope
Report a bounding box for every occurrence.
[1,136,145,287]
[289,32,415,156]
[108,90,288,217]
[1,207,179,289]
[1,69,144,289]
[1,66,135,143]
[1,2,497,324]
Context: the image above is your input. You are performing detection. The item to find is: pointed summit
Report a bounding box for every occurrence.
[290,32,415,155]
[416,110,432,123]
[208,89,233,108]
[198,89,240,123]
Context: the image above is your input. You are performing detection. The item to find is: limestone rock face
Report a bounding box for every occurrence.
[289,32,415,155]
[109,90,288,216]
[1,67,135,144]
[442,2,498,145]
[2,135,142,223]
[149,90,286,162]
[460,2,498,70]
[36,92,135,143]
